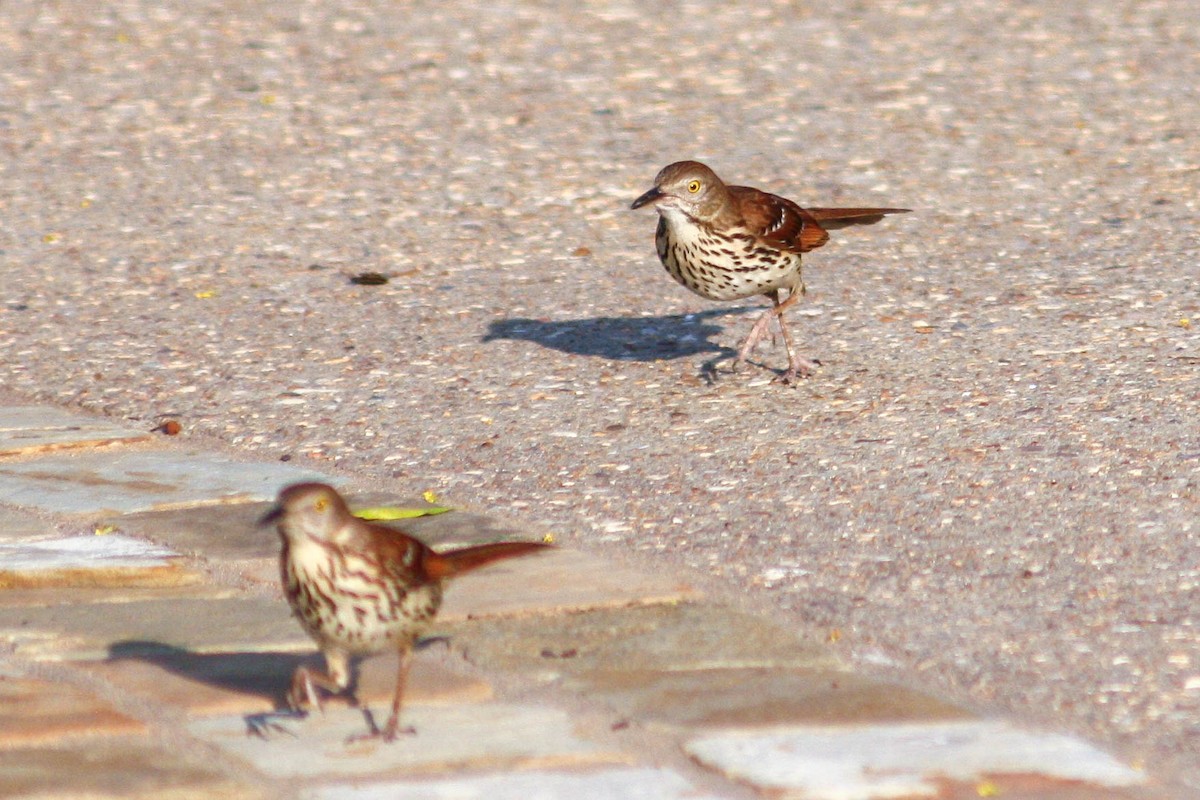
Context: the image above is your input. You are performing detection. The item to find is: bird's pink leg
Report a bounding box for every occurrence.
[772,289,818,383]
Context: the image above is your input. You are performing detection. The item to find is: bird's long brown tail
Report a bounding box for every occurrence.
[423,541,552,581]
[804,207,911,229]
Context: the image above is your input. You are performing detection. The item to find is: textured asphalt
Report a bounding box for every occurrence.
[2,0,1199,791]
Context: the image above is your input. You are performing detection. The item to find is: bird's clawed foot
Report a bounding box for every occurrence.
[732,347,819,384]
[346,728,415,744]
[345,709,416,744]
[776,357,821,385]
[735,302,816,383]
[244,709,305,739]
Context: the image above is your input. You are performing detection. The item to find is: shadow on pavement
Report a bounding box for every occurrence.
[105,636,452,709]
[482,307,759,362]
[107,639,306,711]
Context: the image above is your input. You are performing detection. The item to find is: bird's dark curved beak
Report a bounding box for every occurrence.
[257,505,283,527]
[630,186,663,210]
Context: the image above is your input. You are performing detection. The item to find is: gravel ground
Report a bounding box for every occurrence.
[3,0,1199,790]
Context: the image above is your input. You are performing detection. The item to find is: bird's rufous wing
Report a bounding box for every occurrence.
[365,522,433,584]
[729,186,830,253]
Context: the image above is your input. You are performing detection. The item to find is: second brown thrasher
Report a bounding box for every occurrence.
[261,482,551,742]
[631,160,909,383]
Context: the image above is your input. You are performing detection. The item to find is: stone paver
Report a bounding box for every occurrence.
[0,405,152,456]
[189,703,628,779]
[352,496,541,549]
[0,533,198,588]
[0,739,264,799]
[78,649,492,717]
[0,595,306,660]
[0,672,147,745]
[439,602,839,676]
[97,501,281,562]
[102,496,527,563]
[440,548,700,619]
[0,449,337,515]
[105,502,698,613]
[0,505,58,542]
[0,583,238,608]
[684,720,1148,800]
[567,667,971,731]
[305,767,726,800]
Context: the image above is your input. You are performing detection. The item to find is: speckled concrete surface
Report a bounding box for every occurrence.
[2,0,1198,791]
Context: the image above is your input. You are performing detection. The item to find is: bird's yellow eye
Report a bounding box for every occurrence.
[314,498,328,512]
[687,180,701,193]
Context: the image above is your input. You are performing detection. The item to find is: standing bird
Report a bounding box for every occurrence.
[261,482,551,741]
[631,161,909,383]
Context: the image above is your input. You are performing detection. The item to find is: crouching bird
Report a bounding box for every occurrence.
[632,160,910,383]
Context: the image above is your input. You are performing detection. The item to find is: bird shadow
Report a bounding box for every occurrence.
[482,307,759,365]
[104,637,449,738]
[107,640,301,706]
[105,639,313,736]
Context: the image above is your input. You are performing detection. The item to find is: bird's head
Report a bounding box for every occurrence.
[630,160,727,219]
[259,482,350,542]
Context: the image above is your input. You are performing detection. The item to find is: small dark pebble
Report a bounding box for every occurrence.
[350,272,389,286]
[540,648,578,659]
[155,419,182,435]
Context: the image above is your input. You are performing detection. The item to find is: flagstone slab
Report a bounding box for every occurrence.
[366,498,543,549]
[102,500,697,615]
[0,449,339,515]
[0,583,238,608]
[438,602,838,679]
[440,548,699,619]
[98,500,286,561]
[0,674,147,746]
[189,702,627,780]
[0,595,308,660]
[306,767,726,800]
[684,720,1148,800]
[102,497,545,562]
[95,496,540,563]
[0,738,263,799]
[0,505,58,542]
[566,667,971,731]
[0,533,199,588]
[0,405,152,456]
[78,648,492,717]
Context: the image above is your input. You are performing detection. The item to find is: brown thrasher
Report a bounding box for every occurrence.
[261,482,551,741]
[631,160,909,383]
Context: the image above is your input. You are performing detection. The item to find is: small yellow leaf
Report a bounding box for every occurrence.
[827,629,842,643]
[353,505,452,521]
[194,290,216,299]
[422,490,439,504]
[80,198,92,209]
[976,780,1000,797]
[1179,318,1191,329]
[93,524,119,536]
[542,533,556,544]
[42,233,61,243]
